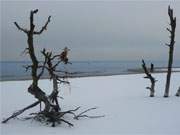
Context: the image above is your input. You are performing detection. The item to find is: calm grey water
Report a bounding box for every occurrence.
[0,60,180,81]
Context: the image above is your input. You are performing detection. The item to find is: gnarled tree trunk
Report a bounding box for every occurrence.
[14,9,51,112]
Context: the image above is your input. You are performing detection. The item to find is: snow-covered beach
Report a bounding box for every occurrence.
[1,1,180,134]
[1,72,180,135]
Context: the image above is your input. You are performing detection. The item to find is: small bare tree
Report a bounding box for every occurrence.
[142,60,157,97]
[2,9,104,127]
[14,9,52,112]
[164,6,176,97]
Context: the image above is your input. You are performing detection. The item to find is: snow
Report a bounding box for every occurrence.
[1,73,180,135]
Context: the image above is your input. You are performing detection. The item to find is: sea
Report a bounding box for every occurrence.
[0,60,180,81]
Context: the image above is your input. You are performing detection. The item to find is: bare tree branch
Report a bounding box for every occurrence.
[165,43,170,47]
[166,27,172,33]
[52,60,62,69]
[58,107,81,118]
[23,65,32,72]
[142,59,156,97]
[34,16,51,35]
[2,101,40,123]
[74,107,105,120]
[37,56,48,79]
[51,54,61,61]
[14,22,28,33]
[164,6,176,97]
[59,119,73,127]
[20,48,29,56]
[56,78,70,84]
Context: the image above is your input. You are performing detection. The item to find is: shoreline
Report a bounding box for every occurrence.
[1,68,180,82]
[0,72,137,82]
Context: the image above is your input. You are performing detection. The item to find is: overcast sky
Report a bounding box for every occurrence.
[1,0,180,61]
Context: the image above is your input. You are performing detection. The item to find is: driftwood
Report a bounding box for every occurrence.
[142,60,157,97]
[41,47,71,111]
[164,6,176,97]
[2,101,40,123]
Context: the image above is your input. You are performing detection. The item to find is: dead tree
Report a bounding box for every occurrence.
[164,6,176,97]
[2,10,104,126]
[175,87,180,97]
[14,9,52,111]
[41,47,71,111]
[142,60,157,97]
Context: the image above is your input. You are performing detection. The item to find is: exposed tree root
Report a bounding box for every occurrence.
[2,105,104,127]
[2,9,104,127]
[1,101,40,123]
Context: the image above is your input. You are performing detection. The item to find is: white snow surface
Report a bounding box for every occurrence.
[0,73,180,135]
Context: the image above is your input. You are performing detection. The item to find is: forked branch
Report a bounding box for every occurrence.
[2,101,40,123]
[74,107,105,120]
[142,60,156,97]
[14,22,28,33]
[34,16,51,35]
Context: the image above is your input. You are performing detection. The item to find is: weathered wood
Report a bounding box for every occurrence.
[2,101,40,123]
[74,107,105,120]
[41,48,71,111]
[142,60,156,97]
[14,9,52,112]
[164,6,176,97]
[5,9,104,127]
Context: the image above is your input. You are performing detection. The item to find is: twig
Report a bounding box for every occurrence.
[59,107,81,118]
[14,22,28,33]
[74,107,105,120]
[59,119,73,127]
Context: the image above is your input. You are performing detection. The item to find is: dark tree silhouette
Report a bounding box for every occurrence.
[142,60,157,97]
[164,6,176,97]
[150,63,154,73]
[15,9,52,112]
[175,87,180,97]
[2,9,104,127]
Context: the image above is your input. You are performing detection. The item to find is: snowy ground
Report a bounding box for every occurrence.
[0,73,180,135]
